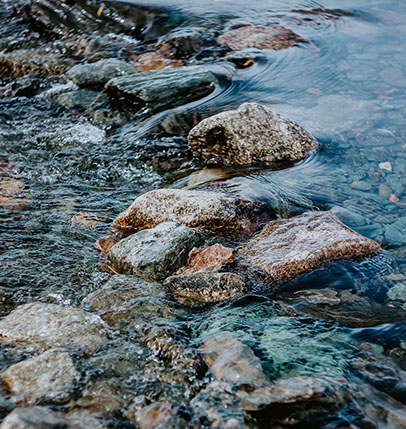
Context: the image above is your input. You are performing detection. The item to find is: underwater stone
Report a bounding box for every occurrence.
[188,102,318,167]
[107,222,200,281]
[385,217,406,247]
[238,211,380,286]
[112,188,270,237]
[0,302,108,355]
[0,407,68,429]
[1,349,80,406]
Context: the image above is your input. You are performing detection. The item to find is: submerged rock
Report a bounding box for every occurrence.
[112,188,270,237]
[188,102,318,167]
[218,25,301,51]
[1,349,80,406]
[237,211,380,286]
[0,178,30,210]
[165,272,245,306]
[0,302,108,355]
[131,51,183,72]
[105,66,217,114]
[107,222,200,281]
[67,59,135,88]
[0,407,68,429]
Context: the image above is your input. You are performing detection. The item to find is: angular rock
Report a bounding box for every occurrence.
[237,211,380,286]
[0,407,68,429]
[112,188,270,237]
[107,222,200,281]
[1,349,80,405]
[165,273,245,306]
[218,25,301,50]
[176,243,235,275]
[0,302,108,355]
[67,59,135,88]
[105,66,217,114]
[188,102,318,167]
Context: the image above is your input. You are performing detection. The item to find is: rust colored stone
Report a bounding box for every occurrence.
[132,51,183,72]
[176,243,235,275]
[238,211,380,285]
[94,235,119,253]
[218,25,301,51]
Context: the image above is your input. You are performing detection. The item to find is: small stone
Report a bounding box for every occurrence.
[237,211,380,286]
[94,235,119,253]
[0,407,68,429]
[67,59,135,88]
[75,380,124,414]
[218,25,301,50]
[187,168,230,188]
[390,194,399,203]
[1,349,80,406]
[165,272,245,306]
[135,401,173,429]
[71,212,103,228]
[107,222,200,281]
[349,180,372,191]
[388,283,406,302]
[131,52,183,72]
[379,161,392,172]
[0,302,108,355]
[188,102,318,167]
[0,178,30,210]
[112,188,270,237]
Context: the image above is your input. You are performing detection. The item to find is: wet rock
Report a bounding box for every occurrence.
[385,217,406,247]
[188,102,318,167]
[388,281,406,303]
[94,236,119,253]
[0,406,68,429]
[71,211,102,228]
[1,349,80,406]
[105,66,217,114]
[107,222,200,281]
[55,89,109,111]
[75,380,124,414]
[0,302,108,355]
[131,52,183,72]
[0,178,30,210]
[0,50,73,78]
[218,25,301,51]
[67,59,135,88]
[134,401,175,429]
[349,180,372,191]
[165,272,245,306]
[237,211,380,286]
[379,161,392,172]
[112,188,270,237]
[176,243,235,275]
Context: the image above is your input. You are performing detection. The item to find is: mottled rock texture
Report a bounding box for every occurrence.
[218,25,301,50]
[105,66,216,114]
[238,211,380,285]
[0,407,68,429]
[165,272,245,306]
[112,188,269,237]
[107,222,200,281]
[188,102,318,166]
[1,349,80,405]
[0,303,108,355]
[67,59,135,88]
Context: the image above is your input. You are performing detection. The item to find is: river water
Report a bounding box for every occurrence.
[0,0,406,427]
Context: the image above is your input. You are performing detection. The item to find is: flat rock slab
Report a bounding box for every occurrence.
[218,25,301,51]
[188,102,318,166]
[238,211,380,285]
[165,272,245,306]
[107,222,200,281]
[0,303,109,355]
[105,65,216,114]
[112,188,269,237]
[1,349,80,406]
[67,59,135,88]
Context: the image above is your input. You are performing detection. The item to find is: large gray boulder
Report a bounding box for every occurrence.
[188,102,318,166]
[107,222,200,281]
[105,66,217,114]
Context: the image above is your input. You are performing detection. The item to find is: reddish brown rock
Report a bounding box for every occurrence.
[112,188,270,237]
[71,211,103,228]
[131,51,183,72]
[218,25,301,51]
[135,401,173,429]
[94,235,119,253]
[176,243,235,275]
[238,211,380,285]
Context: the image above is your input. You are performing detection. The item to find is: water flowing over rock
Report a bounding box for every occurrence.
[188,102,318,166]
[107,222,201,281]
[237,211,380,286]
[112,188,270,237]
[105,66,217,114]
[165,272,245,306]
[1,349,80,406]
[0,303,108,355]
[67,59,135,88]
[218,25,302,50]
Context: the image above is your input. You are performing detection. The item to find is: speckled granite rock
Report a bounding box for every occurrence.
[0,303,108,355]
[218,25,301,50]
[67,59,135,88]
[165,272,245,306]
[188,102,318,166]
[112,188,270,237]
[105,66,216,113]
[238,211,380,285]
[1,349,80,406]
[107,222,200,281]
